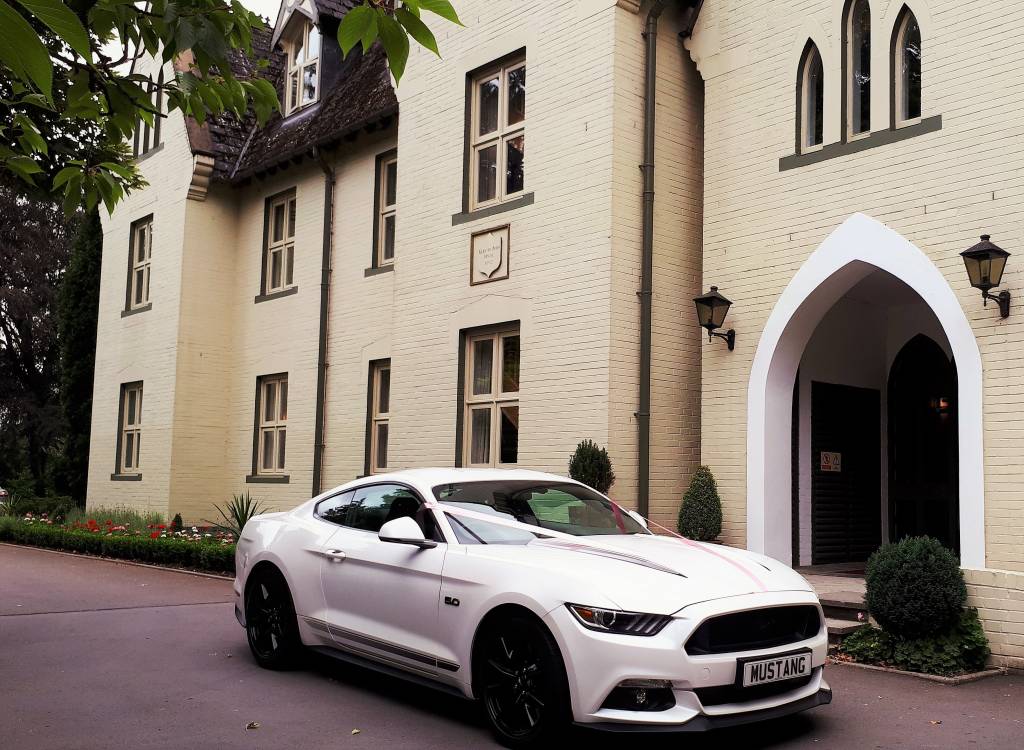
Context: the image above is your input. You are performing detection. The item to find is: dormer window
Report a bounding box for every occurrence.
[285,19,320,115]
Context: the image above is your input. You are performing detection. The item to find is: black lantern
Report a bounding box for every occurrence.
[693,286,736,350]
[961,235,1011,318]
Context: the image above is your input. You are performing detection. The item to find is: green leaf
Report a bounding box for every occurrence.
[14,0,93,62]
[13,114,47,154]
[419,0,463,25]
[52,165,80,189]
[0,0,53,98]
[377,14,409,83]
[360,8,379,53]
[338,3,375,57]
[396,7,438,56]
[6,155,44,181]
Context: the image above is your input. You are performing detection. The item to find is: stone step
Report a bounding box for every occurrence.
[820,595,867,622]
[826,617,863,644]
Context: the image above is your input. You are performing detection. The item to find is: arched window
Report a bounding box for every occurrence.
[893,8,922,125]
[798,43,824,151]
[845,0,872,138]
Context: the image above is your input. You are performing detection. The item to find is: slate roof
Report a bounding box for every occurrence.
[200,1,397,183]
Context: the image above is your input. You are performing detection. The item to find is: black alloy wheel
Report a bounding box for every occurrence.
[245,570,302,669]
[477,614,570,747]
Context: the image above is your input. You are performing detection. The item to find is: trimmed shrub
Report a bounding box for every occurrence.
[840,609,990,676]
[171,513,184,532]
[677,466,723,541]
[865,536,966,638]
[568,440,615,494]
[0,517,235,574]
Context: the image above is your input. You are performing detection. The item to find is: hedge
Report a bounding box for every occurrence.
[0,518,235,574]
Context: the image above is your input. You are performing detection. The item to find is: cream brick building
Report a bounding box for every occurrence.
[90,0,1024,668]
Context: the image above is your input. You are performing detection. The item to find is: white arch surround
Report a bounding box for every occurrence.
[746,213,985,569]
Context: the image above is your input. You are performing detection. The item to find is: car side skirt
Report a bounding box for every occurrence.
[309,646,469,700]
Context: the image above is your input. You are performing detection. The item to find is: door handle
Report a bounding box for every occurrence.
[323,549,347,562]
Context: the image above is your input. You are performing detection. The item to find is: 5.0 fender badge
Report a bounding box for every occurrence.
[444,596,461,607]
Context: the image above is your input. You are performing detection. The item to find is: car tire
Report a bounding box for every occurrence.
[244,569,303,670]
[475,613,571,748]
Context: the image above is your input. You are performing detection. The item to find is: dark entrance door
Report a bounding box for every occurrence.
[811,382,882,564]
[888,335,959,552]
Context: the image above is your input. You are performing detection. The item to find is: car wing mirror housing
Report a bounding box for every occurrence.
[379,516,438,549]
[627,509,649,530]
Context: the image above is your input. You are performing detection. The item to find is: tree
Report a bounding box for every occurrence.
[1,0,461,213]
[677,465,723,542]
[568,440,616,494]
[54,207,102,502]
[0,178,76,494]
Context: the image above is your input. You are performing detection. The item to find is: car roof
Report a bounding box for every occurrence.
[365,467,578,487]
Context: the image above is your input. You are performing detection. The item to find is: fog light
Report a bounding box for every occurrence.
[601,681,676,712]
[619,679,673,689]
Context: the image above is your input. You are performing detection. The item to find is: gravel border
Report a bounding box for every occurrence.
[829,657,1006,685]
[0,542,234,581]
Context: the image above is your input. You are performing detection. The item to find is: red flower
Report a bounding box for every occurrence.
[150,532,160,539]
[105,519,113,525]
[157,524,166,530]
[87,519,97,526]
[147,524,154,529]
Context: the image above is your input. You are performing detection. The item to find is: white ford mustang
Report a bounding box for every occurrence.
[234,468,831,746]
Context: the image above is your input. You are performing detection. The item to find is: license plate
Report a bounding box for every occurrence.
[741,651,811,687]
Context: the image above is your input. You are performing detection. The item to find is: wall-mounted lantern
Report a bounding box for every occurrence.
[961,235,1011,318]
[694,286,736,350]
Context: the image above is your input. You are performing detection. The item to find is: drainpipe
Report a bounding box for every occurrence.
[312,146,335,497]
[636,0,670,518]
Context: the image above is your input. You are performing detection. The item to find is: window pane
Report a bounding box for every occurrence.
[850,0,871,135]
[506,135,525,195]
[288,199,296,238]
[135,433,141,468]
[477,144,498,204]
[501,335,520,392]
[134,269,145,305]
[273,203,285,243]
[347,485,419,533]
[500,405,519,464]
[375,423,389,469]
[124,432,135,470]
[285,245,294,286]
[901,16,922,121]
[137,226,148,262]
[291,31,305,65]
[507,66,525,125]
[308,24,320,59]
[806,49,824,147]
[144,268,150,304]
[317,490,355,525]
[261,429,275,470]
[472,338,494,395]
[277,428,286,469]
[385,161,397,206]
[478,76,499,135]
[263,382,276,423]
[302,63,317,103]
[126,390,137,426]
[377,367,391,414]
[470,408,491,464]
[289,72,299,110]
[270,249,282,290]
[383,215,396,261]
[279,380,288,421]
[136,389,142,423]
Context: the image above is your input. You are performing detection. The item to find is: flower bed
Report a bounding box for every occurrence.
[0,514,235,574]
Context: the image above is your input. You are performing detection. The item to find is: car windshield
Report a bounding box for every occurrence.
[433,480,649,542]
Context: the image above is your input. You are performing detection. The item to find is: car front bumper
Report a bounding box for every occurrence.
[544,590,831,730]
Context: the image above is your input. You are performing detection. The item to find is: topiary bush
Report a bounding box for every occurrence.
[677,465,722,541]
[171,513,184,532]
[865,536,966,638]
[568,440,615,494]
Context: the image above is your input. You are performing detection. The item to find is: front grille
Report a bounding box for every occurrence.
[694,670,816,707]
[684,605,821,656]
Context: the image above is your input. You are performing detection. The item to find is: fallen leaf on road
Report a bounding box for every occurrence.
[930,720,942,725]
[352,729,361,735]
[245,722,260,731]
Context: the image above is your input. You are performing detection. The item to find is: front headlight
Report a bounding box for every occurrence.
[566,604,672,636]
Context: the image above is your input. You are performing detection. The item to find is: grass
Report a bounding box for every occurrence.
[63,505,165,529]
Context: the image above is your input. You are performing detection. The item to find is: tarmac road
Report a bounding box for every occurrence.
[1,543,1022,749]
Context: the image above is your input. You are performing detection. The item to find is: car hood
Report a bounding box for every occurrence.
[528,534,813,615]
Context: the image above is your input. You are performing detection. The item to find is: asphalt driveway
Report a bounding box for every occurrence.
[2,543,1022,749]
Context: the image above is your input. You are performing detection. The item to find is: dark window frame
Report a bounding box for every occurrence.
[841,0,872,143]
[257,187,298,300]
[364,358,392,477]
[795,40,824,154]
[124,214,154,314]
[246,372,290,484]
[112,380,144,480]
[890,5,922,129]
[369,149,398,272]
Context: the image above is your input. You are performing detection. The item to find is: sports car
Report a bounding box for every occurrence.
[234,468,831,746]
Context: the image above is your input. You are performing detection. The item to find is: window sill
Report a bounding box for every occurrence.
[452,192,534,226]
[110,473,142,482]
[364,264,395,278]
[134,143,165,163]
[121,303,152,318]
[254,286,298,304]
[246,475,290,484]
[780,115,942,171]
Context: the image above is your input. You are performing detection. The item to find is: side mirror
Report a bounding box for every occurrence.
[379,516,437,549]
[627,510,649,530]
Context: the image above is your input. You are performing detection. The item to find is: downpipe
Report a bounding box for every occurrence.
[312,146,335,496]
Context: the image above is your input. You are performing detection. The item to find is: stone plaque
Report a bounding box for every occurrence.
[470,225,510,285]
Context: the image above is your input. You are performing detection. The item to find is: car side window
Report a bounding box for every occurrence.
[315,490,356,525]
[318,484,442,540]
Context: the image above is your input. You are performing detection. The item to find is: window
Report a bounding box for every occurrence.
[845,0,872,138]
[117,382,143,475]
[368,360,391,473]
[470,55,525,209]
[798,43,824,151]
[316,484,435,537]
[284,19,320,115]
[133,68,164,157]
[893,8,921,125]
[263,191,296,295]
[127,216,152,311]
[374,152,397,267]
[256,374,288,476]
[463,327,520,467]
